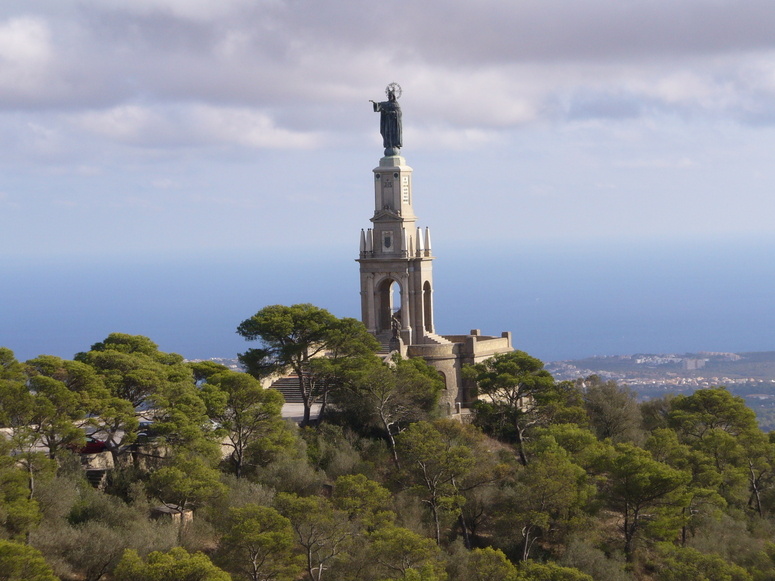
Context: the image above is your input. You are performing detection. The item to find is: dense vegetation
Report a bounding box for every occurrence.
[1,304,775,580]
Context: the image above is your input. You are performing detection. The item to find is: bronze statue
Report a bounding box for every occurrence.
[370,83,402,156]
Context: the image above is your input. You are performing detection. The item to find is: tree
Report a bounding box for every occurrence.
[596,443,690,560]
[217,504,301,581]
[201,371,288,478]
[395,421,475,544]
[434,421,510,549]
[89,395,139,466]
[274,492,354,581]
[0,539,57,581]
[76,333,187,408]
[533,424,604,471]
[654,543,752,581]
[367,524,447,580]
[668,387,759,443]
[27,353,140,465]
[189,360,230,383]
[668,387,765,510]
[331,355,443,467]
[76,334,208,460]
[464,351,557,466]
[515,560,593,581]
[16,355,109,462]
[237,304,379,426]
[0,438,41,541]
[644,428,725,545]
[0,351,57,505]
[23,357,99,459]
[641,395,674,432]
[0,350,27,432]
[147,454,226,513]
[740,431,775,517]
[154,383,222,461]
[579,376,644,444]
[0,348,25,383]
[501,436,593,561]
[113,547,231,581]
[461,547,518,581]
[29,477,182,581]
[331,474,394,530]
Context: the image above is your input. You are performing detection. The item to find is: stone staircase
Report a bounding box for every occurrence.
[85,469,108,489]
[268,375,304,403]
[373,331,452,353]
[374,332,395,355]
[419,332,452,345]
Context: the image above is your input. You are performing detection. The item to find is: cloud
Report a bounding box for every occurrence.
[4,1,775,168]
[78,0,264,22]
[2,0,775,267]
[3,1,775,133]
[0,17,54,102]
[69,105,162,143]
[68,103,322,149]
[191,105,323,148]
[615,157,696,169]
[391,0,775,65]
[408,125,504,151]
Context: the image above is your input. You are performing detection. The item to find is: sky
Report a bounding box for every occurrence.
[1,0,774,362]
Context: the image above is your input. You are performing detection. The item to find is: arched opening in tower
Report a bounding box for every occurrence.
[377,278,402,334]
[423,281,434,333]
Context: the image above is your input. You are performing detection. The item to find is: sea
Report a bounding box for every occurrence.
[1,237,773,364]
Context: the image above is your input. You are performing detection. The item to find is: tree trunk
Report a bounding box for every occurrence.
[26,461,35,500]
[748,462,764,518]
[623,506,638,561]
[234,449,243,479]
[107,440,121,468]
[514,425,528,467]
[431,503,441,545]
[381,414,401,469]
[306,547,315,581]
[299,374,312,427]
[521,525,536,561]
[317,389,329,427]
[458,513,472,549]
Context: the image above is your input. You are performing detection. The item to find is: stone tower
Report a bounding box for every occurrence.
[357,154,438,347]
[359,86,514,411]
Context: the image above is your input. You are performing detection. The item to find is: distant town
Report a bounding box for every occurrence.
[546,351,775,430]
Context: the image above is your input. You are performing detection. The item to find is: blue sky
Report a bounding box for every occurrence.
[1,1,774,361]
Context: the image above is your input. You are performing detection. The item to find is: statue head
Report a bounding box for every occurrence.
[385,82,402,102]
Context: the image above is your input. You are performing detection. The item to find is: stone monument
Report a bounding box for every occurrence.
[358,84,514,412]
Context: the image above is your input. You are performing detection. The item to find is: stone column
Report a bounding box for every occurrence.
[400,273,412,344]
[365,273,375,332]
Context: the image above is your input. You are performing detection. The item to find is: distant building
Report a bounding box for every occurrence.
[682,358,707,371]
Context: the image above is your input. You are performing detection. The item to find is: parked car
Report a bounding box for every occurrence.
[71,435,107,454]
[136,421,161,444]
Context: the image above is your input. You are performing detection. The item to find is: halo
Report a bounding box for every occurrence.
[385,82,402,100]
